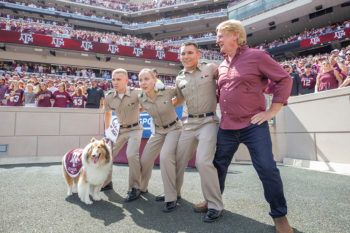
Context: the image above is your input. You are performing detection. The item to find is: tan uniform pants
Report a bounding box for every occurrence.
[111,129,142,190]
[140,129,181,202]
[176,122,224,210]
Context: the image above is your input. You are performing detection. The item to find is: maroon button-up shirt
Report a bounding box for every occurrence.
[218,46,292,130]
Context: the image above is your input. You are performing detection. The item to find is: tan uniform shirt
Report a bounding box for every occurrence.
[104,87,142,131]
[176,63,219,129]
[139,88,182,134]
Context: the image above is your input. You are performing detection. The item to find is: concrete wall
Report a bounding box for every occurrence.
[273,86,350,164]
[0,107,104,161]
[234,86,350,164]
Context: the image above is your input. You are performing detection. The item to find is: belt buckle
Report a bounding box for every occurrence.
[193,114,199,118]
[122,124,128,128]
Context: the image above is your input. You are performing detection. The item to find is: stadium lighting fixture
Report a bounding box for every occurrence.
[34,48,43,52]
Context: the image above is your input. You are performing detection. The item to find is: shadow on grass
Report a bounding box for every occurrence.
[65,192,125,226]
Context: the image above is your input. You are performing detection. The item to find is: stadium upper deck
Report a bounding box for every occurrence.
[0,0,350,69]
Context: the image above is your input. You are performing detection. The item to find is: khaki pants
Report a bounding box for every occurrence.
[140,129,181,202]
[111,129,142,190]
[176,122,223,210]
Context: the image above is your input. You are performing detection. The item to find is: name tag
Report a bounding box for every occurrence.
[105,115,120,143]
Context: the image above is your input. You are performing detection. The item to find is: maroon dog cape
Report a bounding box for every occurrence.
[63,149,83,178]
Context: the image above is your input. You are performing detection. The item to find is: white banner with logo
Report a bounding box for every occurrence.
[105,115,120,143]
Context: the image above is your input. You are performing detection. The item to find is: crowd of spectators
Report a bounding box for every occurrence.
[164,32,215,44]
[69,0,203,12]
[0,61,178,108]
[0,14,73,37]
[0,15,223,60]
[269,46,350,96]
[0,71,108,108]
[3,0,123,24]
[126,8,226,26]
[3,0,225,25]
[256,20,350,49]
[0,61,111,79]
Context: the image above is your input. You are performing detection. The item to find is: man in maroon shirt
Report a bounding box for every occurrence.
[214,20,293,233]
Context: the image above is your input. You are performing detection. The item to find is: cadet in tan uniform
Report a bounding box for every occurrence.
[138,68,183,212]
[103,68,143,202]
[175,42,224,222]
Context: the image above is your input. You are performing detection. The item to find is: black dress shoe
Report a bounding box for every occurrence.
[203,209,223,223]
[163,201,177,213]
[155,193,165,202]
[101,182,113,191]
[155,193,182,202]
[141,190,148,194]
[124,188,141,202]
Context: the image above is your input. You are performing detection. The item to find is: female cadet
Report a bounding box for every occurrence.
[138,68,183,213]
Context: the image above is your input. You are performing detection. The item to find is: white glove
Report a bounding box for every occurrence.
[154,79,165,91]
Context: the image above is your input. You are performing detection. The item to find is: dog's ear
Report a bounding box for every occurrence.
[90,137,96,143]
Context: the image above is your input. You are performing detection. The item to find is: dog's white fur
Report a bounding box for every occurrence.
[63,138,112,205]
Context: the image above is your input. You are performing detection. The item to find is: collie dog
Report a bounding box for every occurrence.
[62,138,112,204]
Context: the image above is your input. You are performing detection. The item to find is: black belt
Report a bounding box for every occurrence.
[155,118,179,129]
[188,112,214,118]
[120,122,139,128]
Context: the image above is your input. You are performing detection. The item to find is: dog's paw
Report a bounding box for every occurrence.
[84,199,93,205]
[92,195,102,201]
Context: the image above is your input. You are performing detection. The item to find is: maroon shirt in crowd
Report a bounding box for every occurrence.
[300,72,316,94]
[52,91,71,108]
[98,82,108,91]
[71,94,87,108]
[36,90,52,107]
[217,45,292,130]
[6,89,24,106]
[317,71,339,92]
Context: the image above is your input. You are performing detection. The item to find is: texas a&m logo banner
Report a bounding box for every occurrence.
[300,27,350,48]
[51,37,65,48]
[0,30,179,62]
